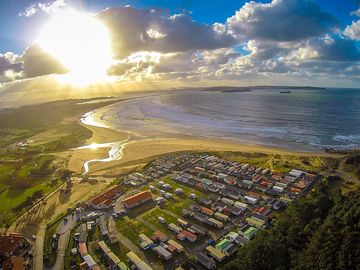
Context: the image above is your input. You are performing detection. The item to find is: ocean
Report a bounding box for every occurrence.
[87,88,360,151]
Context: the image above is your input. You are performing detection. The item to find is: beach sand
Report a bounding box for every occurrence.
[67,124,129,173]
[68,123,337,175]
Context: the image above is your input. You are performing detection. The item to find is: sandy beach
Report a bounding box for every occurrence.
[68,121,337,176]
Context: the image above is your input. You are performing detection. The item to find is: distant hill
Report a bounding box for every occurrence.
[186,85,326,93]
[0,97,117,129]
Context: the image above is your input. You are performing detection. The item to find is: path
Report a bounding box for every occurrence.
[53,214,77,270]
[52,230,71,270]
[34,223,46,270]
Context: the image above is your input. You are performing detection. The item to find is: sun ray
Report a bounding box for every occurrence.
[38,9,112,86]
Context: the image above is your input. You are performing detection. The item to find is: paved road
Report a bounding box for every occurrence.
[53,214,77,270]
[34,223,46,270]
[53,230,71,270]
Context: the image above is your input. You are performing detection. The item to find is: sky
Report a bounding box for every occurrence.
[0,0,360,105]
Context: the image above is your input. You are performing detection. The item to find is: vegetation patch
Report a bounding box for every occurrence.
[115,216,153,244]
[224,179,360,270]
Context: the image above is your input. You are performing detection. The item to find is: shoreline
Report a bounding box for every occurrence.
[68,117,340,175]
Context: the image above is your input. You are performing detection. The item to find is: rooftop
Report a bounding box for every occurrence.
[89,185,122,207]
[122,190,152,207]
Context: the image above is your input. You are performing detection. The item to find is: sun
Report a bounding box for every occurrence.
[39,10,112,86]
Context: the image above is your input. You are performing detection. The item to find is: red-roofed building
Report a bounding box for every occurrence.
[0,234,27,258]
[247,191,262,200]
[177,230,197,242]
[2,256,24,270]
[79,242,88,256]
[166,244,177,253]
[260,181,273,188]
[122,191,152,209]
[88,185,122,209]
[201,207,214,216]
[151,231,168,242]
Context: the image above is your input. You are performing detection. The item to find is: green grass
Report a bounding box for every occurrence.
[88,226,101,242]
[154,176,207,216]
[40,123,92,152]
[115,216,153,244]
[0,124,87,227]
[0,183,52,227]
[0,98,121,228]
[161,176,206,198]
[143,176,208,216]
[215,151,335,173]
[64,226,83,270]
[141,208,178,225]
[162,197,193,216]
[108,241,130,265]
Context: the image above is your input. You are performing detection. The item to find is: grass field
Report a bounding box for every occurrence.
[115,216,153,244]
[0,124,91,226]
[0,98,119,227]
[108,241,130,265]
[0,183,53,227]
[215,151,336,173]
[142,208,178,226]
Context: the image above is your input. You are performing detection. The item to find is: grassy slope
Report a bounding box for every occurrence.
[216,151,337,173]
[0,98,118,226]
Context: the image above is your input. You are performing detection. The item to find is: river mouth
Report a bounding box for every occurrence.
[77,140,130,174]
[79,111,131,174]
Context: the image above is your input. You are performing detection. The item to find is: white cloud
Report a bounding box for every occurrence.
[19,0,66,17]
[146,28,167,39]
[98,6,237,58]
[344,20,360,40]
[226,0,337,42]
[351,8,360,17]
[3,2,358,87]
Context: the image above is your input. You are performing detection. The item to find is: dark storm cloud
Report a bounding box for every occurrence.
[22,44,68,78]
[227,0,338,42]
[98,6,237,58]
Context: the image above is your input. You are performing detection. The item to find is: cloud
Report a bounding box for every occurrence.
[344,20,360,40]
[19,0,66,17]
[98,6,237,58]
[108,48,242,83]
[0,53,23,82]
[227,0,337,42]
[0,53,22,74]
[314,38,360,61]
[1,2,358,89]
[351,7,360,17]
[284,38,360,63]
[22,44,68,78]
